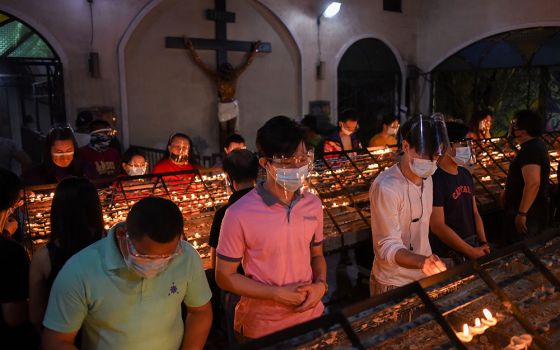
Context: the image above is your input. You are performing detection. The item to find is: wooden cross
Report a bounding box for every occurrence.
[165,0,272,68]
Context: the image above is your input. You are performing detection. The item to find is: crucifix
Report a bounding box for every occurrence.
[165,0,272,149]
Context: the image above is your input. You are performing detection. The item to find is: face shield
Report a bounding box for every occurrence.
[267,150,314,193]
[507,119,519,139]
[405,113,450,160]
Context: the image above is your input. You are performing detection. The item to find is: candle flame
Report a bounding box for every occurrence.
[483,308,493,320]
[475,318,481,327]
[463,323,469,336]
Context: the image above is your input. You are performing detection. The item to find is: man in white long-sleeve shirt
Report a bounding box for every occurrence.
[369,114,448,296]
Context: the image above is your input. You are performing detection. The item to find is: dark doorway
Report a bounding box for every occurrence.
[337,38,401,147]
[0,11,65,163]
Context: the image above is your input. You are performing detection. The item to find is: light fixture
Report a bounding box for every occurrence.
[316,2,342,80]
[322,2,342,18]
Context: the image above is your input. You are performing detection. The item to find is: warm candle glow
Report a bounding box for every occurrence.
[475,318,481,327]
[482,308,498,326]
[463,323,469,336]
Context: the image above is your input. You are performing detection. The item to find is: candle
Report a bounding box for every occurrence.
[456,323,472,343]
[469,317,488,335]
[481,308,497,326]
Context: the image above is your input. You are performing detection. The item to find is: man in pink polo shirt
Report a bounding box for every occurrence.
[216,116,327,340]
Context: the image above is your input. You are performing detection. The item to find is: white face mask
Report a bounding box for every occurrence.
[340,125,354,136]
[126,165,147,176]
[387,127,398,136]
[452,146,472,167]
[410,157,437,178]
[124,254,171,278]
[271,164,309,192]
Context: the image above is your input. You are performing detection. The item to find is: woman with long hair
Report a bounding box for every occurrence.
[28,177,104,330]
[468,109,493,140]
[24,126,83,185]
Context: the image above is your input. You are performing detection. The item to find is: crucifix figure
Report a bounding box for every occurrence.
[184,38,260,141]
[165,0,272,149]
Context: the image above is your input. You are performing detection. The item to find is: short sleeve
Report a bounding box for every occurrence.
[0,240,29,303]
[517,143,546,168]
[183,246,212,307]
[43,262,88,333]
[216,208,245,262]
[432,171,445,207]
[312,199,324,245]
[208,207,227,249]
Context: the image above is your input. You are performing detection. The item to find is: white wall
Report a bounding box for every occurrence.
[2,0,560,152]
[124,0,301,154]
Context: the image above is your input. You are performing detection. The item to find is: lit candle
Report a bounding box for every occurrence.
[482,308,497,326]
[456,323,472,343]
[469,317,487,335]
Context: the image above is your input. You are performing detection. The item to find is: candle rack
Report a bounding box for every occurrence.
[20,133,560,266]
[22,168,229,268]
[232,229,560,350]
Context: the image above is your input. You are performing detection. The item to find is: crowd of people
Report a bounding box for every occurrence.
[0,108,553,349]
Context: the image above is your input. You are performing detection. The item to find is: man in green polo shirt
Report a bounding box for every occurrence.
[42,197,212,350]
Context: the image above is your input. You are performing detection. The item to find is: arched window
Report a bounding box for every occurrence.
[432,27,560,134]
[0,11,65,162]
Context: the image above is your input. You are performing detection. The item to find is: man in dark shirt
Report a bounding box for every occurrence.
[430,122,490,265]
[504,110,550,242]
[0,168,37,348]
[208,149,257,344]
[79,120,121,182]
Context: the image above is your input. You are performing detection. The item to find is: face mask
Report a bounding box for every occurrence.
[124,254,171,278]
[387,127,398,136]
[340,125,354,136]
[410,157,437,178]
[126,165,147,176]
[90,133,111,152]
[271,164,309,192]
[452,147,472,167]
[170,152,189,164]
[120,236,173,278]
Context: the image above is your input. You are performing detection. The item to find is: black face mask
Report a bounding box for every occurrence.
[170,152,189,164]
[90,133,111,152]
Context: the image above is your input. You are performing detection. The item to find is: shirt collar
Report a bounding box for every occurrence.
[228,187,254,204]
[256,181,303,207]
[103,222,127,271]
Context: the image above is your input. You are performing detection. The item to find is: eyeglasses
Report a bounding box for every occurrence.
[169,144,190,153]
[125,234,184,260]
[451,139,473,147]
[268,150,314,168]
